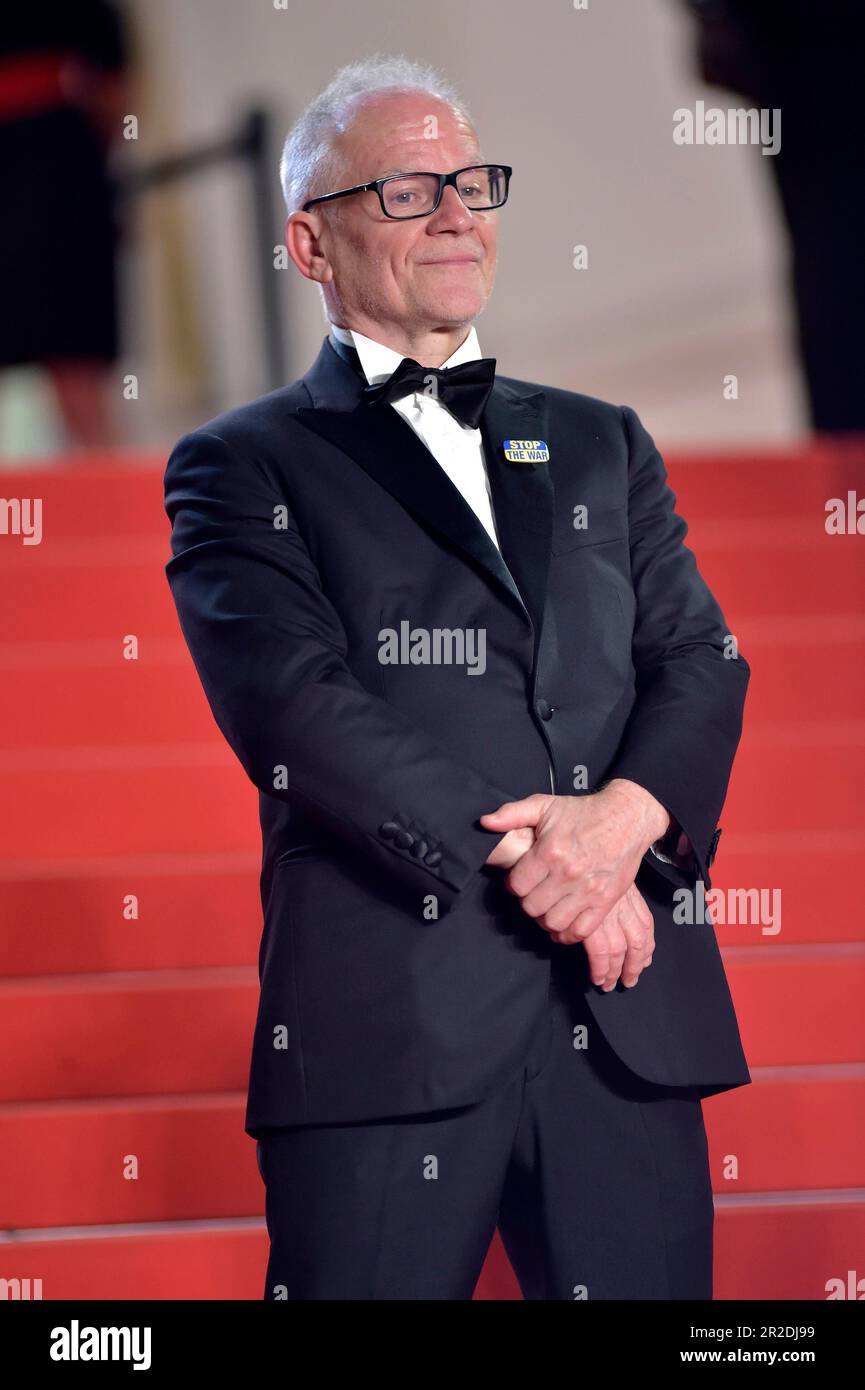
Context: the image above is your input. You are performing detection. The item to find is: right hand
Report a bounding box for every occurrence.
[556,882,655,992]
[485,835,655,991]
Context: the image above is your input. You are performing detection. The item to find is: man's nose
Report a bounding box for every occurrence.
[429,183,475,229]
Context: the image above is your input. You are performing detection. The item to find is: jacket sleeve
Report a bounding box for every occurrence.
[604,406,750,890]
[163,428,514,913]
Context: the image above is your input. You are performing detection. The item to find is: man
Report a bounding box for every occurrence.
[164,55,751,1301]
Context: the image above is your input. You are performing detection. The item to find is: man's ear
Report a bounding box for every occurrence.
[285,210,333,283]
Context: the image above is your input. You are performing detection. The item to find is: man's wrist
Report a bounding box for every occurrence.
[602,778,671,845]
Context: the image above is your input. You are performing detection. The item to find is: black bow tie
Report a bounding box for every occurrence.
[363,356,496,429]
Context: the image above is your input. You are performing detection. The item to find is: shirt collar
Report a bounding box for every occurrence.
[329,322,483,385]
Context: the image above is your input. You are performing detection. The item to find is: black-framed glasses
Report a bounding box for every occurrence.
[302,164,512,219]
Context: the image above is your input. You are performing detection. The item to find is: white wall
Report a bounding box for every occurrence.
[131,0,808,446]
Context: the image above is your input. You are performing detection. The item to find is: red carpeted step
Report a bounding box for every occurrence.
[3,535,862,644]
[0,762,259,860]
[0,1094,257,1229]
[697,542,865,621]
[739,641,865,723]
[0,1224,267,1301]
[3,634,861,750]
[3,464,864,637]
[0,969,258,1103]
[478,1200,865,1301]
[702,1068,865,1194]
[0,843,858,978]
[723,742,863,834]
[666,446,864,520]
[711,840,865,945]
[725,949,865,1065]
[5,446,859,542]
[1,451,862,1303]
[713,1199,865,1302]
[0,560,180,643]
[0,733,860,862]
[0,953,860,1104]
[1,1070,862,1231]
[2,1199,862,1300]
[0,860,261,977]
[0,661,221,750]
[0,462,167,538]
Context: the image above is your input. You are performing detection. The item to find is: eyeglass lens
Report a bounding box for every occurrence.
[381,166,507,217]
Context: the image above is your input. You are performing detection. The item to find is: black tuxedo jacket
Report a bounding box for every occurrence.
[163,335,752,1134]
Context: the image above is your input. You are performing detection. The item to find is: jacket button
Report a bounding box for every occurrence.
[425,848,442,867]
[395,830,414,849]
[410,839,428,859]
[536,698,553,721]
[379,821,400,839]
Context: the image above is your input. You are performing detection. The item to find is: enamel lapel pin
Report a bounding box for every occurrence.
[502,439,550,462]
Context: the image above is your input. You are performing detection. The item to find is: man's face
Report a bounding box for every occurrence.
[302,91,498,339]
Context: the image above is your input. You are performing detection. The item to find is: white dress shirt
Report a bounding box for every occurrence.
[328,322,685,868]
[330,322,502,549]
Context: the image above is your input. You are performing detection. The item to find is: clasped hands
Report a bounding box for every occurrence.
[481,779,669,992]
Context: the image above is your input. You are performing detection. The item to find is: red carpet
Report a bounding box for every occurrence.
[0,444,863,1300]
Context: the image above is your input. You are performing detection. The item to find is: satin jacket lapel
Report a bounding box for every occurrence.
[480,383,553,651]
[296,338,550,631]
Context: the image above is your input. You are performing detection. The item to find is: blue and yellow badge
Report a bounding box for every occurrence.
[503,439,550,463]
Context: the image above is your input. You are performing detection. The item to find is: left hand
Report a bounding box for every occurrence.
[574,880,655,989]
[479,780,669,941]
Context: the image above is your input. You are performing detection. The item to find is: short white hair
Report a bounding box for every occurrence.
[279,54,473,214]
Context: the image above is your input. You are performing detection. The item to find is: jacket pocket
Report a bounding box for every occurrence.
[551,504,628,555]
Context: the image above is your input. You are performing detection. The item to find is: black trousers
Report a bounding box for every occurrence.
[254,954,714,1300]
